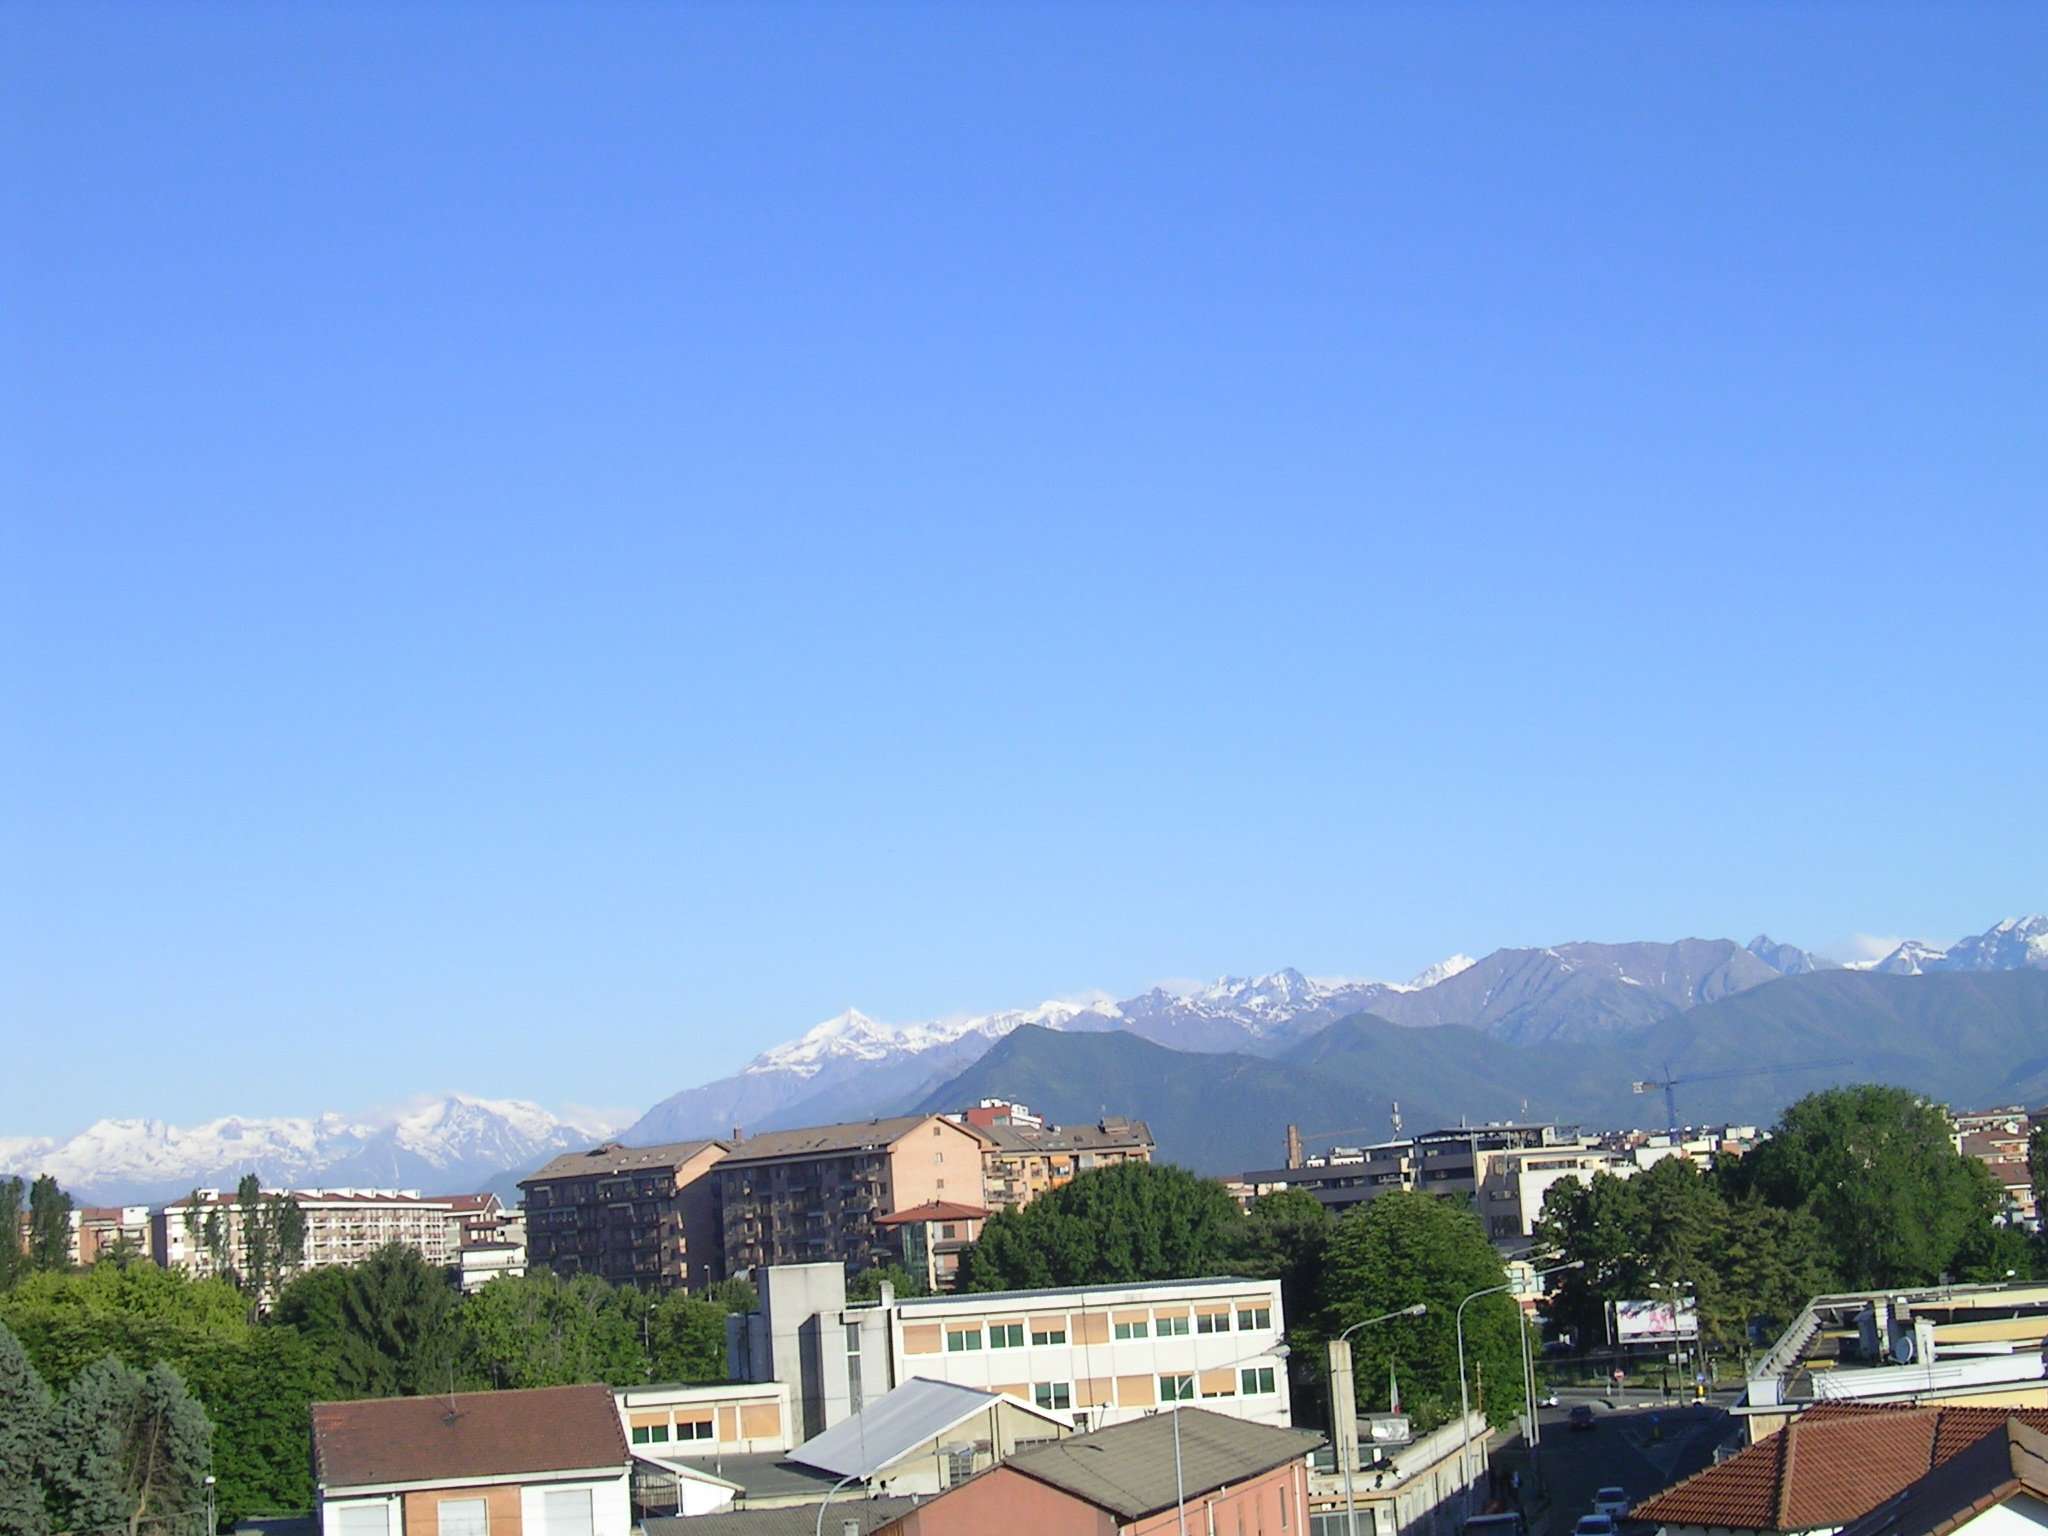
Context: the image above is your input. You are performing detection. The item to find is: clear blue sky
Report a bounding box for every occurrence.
[5,5,2044,1137]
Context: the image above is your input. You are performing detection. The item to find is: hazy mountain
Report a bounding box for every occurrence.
[1747,934,1840,976]
[0,1094,617,1207]
[1362,939,1784,1044]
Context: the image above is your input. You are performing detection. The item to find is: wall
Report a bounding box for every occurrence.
[403,1484,524,1536]
[876,1465,1117,1536]
[1956,1495,2048,1536]
[673,1145,726,1289]
[518,1472,632,1536]
[1127,1457,1311,1536]
[885,1119,990,1212]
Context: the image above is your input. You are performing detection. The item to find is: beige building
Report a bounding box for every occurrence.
[714,1115,988,1277]
[968,1114,1155,1212]
[521,1139,728,1292]
[156,1187,457,1279]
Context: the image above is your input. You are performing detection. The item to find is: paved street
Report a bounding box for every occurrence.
[1488,1395,1736,1536]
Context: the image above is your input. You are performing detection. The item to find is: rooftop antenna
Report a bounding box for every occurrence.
[443,1364,461,1424]
[1390,1101,1403,1138]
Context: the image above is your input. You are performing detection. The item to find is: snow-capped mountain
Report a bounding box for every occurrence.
[1871,918,2048,977]
[0,1094,618,1207]
[1746,934,1840,976]
[1402,954,1479,991]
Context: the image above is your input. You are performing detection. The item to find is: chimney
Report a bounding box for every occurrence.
[1285,1124,1304,1170]
[731,1126,745,1144]
[879,1281,896,1308]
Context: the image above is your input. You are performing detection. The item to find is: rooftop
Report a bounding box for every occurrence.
[792,1378,1067,1479]
[523,1139,725,1183]
[1002,1407,1322,1519]
[1838,1417,2048,1536]
[717,1116,956,1168]
[873,1201,989,1227]
[890,1273,1278,1310]
[644,1497,919,1536]
[312,1384,627,1488]
[978,1119,1155,1154]
[1632,1404,2048,1532]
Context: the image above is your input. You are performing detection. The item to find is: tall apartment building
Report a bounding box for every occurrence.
[713,1115,988,1277]
[520,1140,726,1292]
[966,1109,1155,1212]
[729,1261,1290,1443]
[154,1188,457,1278]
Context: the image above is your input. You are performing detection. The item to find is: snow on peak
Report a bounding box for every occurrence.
[745,997,1116,1079]
[1403,954,1477,991]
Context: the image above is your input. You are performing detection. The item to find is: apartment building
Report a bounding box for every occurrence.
[713,1115,988,1278]
[874,1200,988,1291]
[728,1260,1291,1442]
[969,1112,1156,1212]
[1477,1144,1639,1241]
[156,1188,458,1278]
[521,1140,726,1292]
[1954,1106,2038,1227]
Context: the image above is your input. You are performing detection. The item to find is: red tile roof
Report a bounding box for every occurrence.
[1839,1418,2048,1536]
[874,1201,991,1226]
[311,1384,628,1489]
[1633,1404,2048,1532]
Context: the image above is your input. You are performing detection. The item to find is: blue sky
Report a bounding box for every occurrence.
[5,5,2044,1137]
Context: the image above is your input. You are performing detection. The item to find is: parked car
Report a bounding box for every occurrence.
[1569,1404,1597,1431]
[1574,1517,1617,1536]
[1594,1488,1630,1518]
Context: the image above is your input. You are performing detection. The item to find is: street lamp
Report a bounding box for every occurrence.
[203,1475,216,1535]
[1458,1262,1581,1515]
[1336,1304,1427,1536]
[1168,1341,1292,1536]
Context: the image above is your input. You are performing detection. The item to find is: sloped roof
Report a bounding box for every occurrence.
[645,1497,919,1536]
[1633,1405,2048,1532]
[523,1140,726,1183]
[1840,1419,2048,1536]
[717,1116,948,1168]
[312,1384,628,1488]
[873,1201,989,1227]
[978,1119,1155,1154]
[791,1377,1068,1479]
[1004,1407,1322,1520]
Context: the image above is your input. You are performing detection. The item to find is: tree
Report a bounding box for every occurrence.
[963,1163,1246,1292]
[1234,1189,1334,1337]
[1743,1086,2002,1289]
[847,1264,928,1303]
[0,1178,27,1292]
[331,1244,462,1399]
[46,1357,212,1536]
[225,1177,308,1304]
[461,1271,640,1390]
[698,1277,757,1315]
[640,1291,729,1384]
[27,1178,73,1274]
[0,1322,53,1536]
[1319,1191,1521,1433]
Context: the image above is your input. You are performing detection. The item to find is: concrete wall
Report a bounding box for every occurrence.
[1126,1456,1310,1536]
[875,1465,1117,1536]
[885,1119,990,1211]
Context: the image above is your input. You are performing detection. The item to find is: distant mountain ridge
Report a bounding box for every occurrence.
[625,916,2048,1142]
[0,1094,617,1207]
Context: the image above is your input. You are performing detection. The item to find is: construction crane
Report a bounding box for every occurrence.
[1632,1057,1853,1135]
[1284,1107,1402,1168]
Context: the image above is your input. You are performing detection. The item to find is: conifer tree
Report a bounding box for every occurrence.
[0,1322,53,1536]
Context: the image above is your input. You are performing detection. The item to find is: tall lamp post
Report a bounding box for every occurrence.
[1169,1341,1293,1536]
[1458,1261,1582,1515]
[1333,1304,1428,1536]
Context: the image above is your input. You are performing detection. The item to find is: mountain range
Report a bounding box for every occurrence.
[0,1095,616,1207]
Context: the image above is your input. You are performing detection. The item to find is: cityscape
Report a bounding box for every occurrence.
[7,6,2045,1536]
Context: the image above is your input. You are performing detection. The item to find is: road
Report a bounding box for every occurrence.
[1487,1394,1736,1536]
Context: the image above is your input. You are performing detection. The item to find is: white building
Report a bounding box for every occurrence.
[156,1187,458,1280]
[728,1262,1290,1442]
[457,1240,528,1293]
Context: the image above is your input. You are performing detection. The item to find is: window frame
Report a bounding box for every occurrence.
[1159,1372,1195,1402]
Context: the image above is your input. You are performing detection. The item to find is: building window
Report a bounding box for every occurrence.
[678,1418,713,1441]
[1196,1310,1229,1334]
[1238,1304,1272,1331]
[1155,1313,1190,1337]
[1033,1381,1072,1411]
[989,1323,1024,1349]
[1159,1374,1195,1402]
[630,1423,672,1444]
[437,1499,488,1536]
[1030,1321,1067,1345]
[946,1325,983,1352]
[1241,1366,1276,1394]
[1114,1318,1149,1341]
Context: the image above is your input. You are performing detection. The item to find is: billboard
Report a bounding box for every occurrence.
[1615,1297,1698,1343]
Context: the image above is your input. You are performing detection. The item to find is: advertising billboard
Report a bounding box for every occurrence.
[1614,1297,1698,1343]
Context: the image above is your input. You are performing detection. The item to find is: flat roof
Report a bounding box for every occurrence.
[893,1274,1278,1310]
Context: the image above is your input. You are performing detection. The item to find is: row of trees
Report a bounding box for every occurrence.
[0,1247,755,1524]
[0,1176,79,1289]
[1,1324,214,1536]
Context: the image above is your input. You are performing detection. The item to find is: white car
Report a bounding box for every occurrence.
[1594,1488,1631,1519]
[1575,1517,1617,1536]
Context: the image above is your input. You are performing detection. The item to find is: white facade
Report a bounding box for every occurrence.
[158,1188,457,1280]
[458,1242,528,1293]
[316,1468,630,1536]
[615,1380,793,1457]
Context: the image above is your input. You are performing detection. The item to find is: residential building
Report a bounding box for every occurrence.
[966,1111,1155,1212]
[457,1241,527,1293]
[959,1098,1045,1132]
[520,1139,727,1292]
[156,1188,457,1279]
[438,1192,510,1248]
[870,1406,1322,1536]
[1244,1124,1581,1219]
[1740,1283,2048,1441]
[728,1261,1291,1443]
[873,1200,988,1291]
[713,1115,988,1277]
[1955,1107,2039,1228]
[1633,1402,2048,1536]
[311,1383,632,1536]
[1476,1144,1638,1242]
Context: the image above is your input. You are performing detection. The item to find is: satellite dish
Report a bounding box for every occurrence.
[1891,1333,1917,1365]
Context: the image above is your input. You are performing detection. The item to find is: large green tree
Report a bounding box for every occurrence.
[1319,1192,1522,1433]
[0,1322,53,1536]
[1234,1188,1334,1333]
[27,1178,73,1274]
[329,1244,463,1399]
[963,1162,1246,1292]
[46,1357,213,1536]
[462,1271,641,1390]
[1740,1085,2002,1289]
[847,1264,929,1303]
[229,1176,309,1304]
